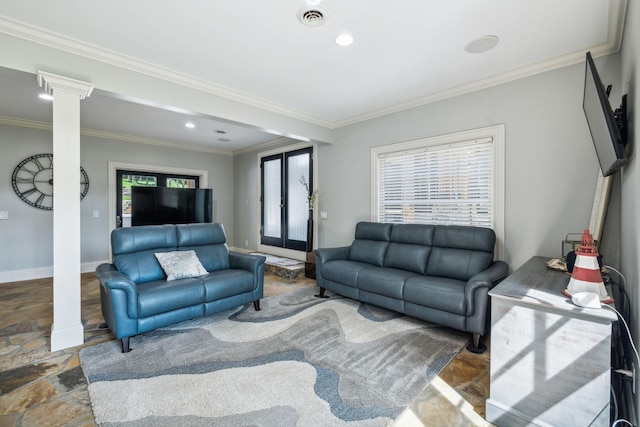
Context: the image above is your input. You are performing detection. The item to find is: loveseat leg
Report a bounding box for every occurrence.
[314,287,329,298]
[466,333,487,354]
[253,300,261,311]
[121,337,131,353]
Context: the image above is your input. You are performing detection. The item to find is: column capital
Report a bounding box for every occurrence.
[37,71,94,100]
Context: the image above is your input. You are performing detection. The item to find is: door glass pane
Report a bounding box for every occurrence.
[287,153,310,241]
[263,158,282,238]
[122,174,157,227]
[167,177,196,188]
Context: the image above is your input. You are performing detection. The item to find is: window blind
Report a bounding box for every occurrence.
[377,137,494,227]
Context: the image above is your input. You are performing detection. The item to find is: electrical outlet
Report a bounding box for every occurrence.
[245,240,249,246]
[0,211,8,220]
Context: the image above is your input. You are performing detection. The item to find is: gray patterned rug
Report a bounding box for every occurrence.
[80,288,468,426]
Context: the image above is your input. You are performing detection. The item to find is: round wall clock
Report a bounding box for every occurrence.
[11,153,90,210]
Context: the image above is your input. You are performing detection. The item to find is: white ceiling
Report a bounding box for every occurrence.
[0,0,628,154]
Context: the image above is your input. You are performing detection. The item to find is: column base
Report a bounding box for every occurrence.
[50,322,84,352]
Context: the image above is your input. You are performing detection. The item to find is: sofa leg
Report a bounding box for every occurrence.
[314,287,329,298]
[253,300,261,311]
[121,337,131,353]
[466,333,487,354]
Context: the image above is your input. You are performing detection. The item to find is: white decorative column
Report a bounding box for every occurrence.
[38,71,93,352]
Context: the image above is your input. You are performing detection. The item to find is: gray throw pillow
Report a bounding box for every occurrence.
[154,250,208,281]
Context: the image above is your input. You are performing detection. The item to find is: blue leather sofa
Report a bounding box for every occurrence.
[315,222,508,352]
[96,223,266,353]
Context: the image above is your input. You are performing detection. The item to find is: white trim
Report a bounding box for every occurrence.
[0,15,331,129]
[0,0,626,129]
[256,142,318,260]
[371,124,505,261]
[0,261,107,284]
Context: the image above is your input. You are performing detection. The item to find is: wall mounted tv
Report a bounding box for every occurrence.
[131,186,212,226]
[583,51,628,177]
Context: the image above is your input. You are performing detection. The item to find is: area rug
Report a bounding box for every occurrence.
[80,288,469,426]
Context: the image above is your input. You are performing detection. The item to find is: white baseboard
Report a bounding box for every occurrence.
[0,260,108,284]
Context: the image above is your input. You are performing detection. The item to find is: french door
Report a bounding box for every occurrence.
[261,147,313,251]
[116,169,200,228]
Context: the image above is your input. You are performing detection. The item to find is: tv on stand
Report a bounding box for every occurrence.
[131,186,212,226]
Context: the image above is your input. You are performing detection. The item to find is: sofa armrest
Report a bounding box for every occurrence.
[229,252,266,273]
[96,263,139,319]
[464,260,509,314]
[314,246,351,264]
[314,246,351,288]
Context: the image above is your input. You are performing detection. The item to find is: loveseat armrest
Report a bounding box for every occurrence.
[464,260,509,313]
[229,252,266,273]
[96,263,139,319]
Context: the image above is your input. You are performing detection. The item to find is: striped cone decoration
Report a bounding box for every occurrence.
[563,229,612,302]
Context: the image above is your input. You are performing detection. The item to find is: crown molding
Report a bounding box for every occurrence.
[334,43,623,128]
[0,0,626,130]
[0,115,236,156]
[0,15,332,129]
[232,137,295,156]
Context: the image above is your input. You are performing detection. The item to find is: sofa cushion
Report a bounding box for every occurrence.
[404,276,467,315]
[176,223,227,246]
[433,225,495,252]
[114,249,172,284]
[322,260,373,287]
[177,223,231,271]
[112,225,177,255]
[202,269,255,301]
[390,223,435,245]
[354,222,392,240]
[426,225,495,280]
[184,245,231,272]
[356,268,417,299]
[384,243,431,275]
[136,277,206,317]
[349,240,389,266]
[154,250,208,281]
[426,248,494,281]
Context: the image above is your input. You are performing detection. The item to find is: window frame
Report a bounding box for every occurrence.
[371,124,505,260]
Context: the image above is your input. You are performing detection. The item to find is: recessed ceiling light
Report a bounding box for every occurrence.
[218,138,231,142]
[185,122,195,129]
[215,129,227,134]
[464,35,499,54]
[336,33,354,47]
[38,93,53,101]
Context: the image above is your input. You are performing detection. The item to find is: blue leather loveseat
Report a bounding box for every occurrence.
[96,223,266,353]
[315,222,508,352]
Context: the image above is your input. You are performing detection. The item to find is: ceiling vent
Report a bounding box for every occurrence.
[297,6,328,27]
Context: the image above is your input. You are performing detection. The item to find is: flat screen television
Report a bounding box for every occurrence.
[131,186,212,226]
[582,51,628,177]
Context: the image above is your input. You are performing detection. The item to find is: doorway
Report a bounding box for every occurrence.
[260,147,313,252]
[116,169,200,228]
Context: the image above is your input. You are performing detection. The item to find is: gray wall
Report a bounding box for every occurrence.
[234,59,624,271]
[0,124,234,276]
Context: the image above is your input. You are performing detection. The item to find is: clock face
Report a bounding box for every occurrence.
[11,154,90,210]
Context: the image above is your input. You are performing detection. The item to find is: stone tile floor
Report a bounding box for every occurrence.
[0,271,492,426]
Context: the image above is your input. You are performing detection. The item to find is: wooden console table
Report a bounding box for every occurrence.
[486,256,617,427]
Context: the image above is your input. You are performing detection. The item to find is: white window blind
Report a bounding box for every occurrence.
[377,137,494,227]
